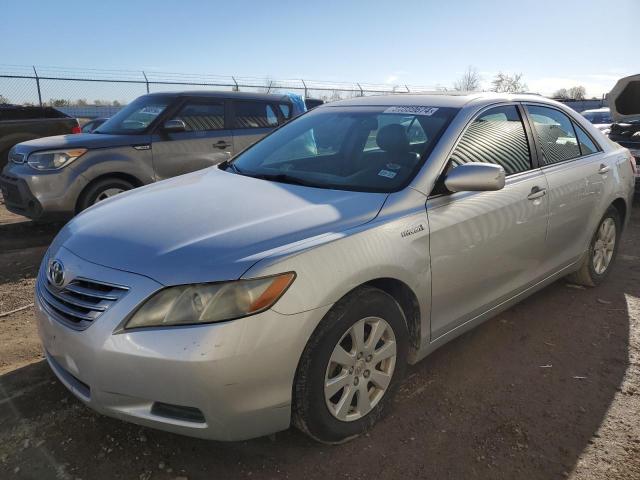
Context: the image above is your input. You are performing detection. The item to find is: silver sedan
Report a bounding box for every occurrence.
[36,93,635,443]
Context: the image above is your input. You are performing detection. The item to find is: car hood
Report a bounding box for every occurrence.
[13,132,147,155]
[608,74,640,123]
[53,167,388,285]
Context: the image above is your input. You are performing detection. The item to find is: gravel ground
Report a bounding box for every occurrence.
[0,196,639,480]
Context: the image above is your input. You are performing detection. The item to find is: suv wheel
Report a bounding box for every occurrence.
[293,286,408,444]
[568,205,621,287]
[78,178,134,212]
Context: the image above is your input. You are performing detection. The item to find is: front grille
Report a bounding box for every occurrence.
[37,268,129,330]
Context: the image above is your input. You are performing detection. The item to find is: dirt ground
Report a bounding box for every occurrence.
[0,195,639,480]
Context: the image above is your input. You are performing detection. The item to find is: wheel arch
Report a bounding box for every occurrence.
[362,278,422,356]
[611,197,627,231]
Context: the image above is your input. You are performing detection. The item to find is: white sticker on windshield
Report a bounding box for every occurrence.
[383,106,439,116]
[378,169,397,179]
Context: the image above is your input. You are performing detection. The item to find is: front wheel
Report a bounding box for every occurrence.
[77,178,134,212]
[568,206,621,287]
[293,286,408,444]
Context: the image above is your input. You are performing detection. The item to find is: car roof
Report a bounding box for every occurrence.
[324,92,556,109]
[145,90,293,102]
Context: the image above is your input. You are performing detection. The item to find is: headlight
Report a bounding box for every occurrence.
[124,272,295,329]
[27,148,87,170]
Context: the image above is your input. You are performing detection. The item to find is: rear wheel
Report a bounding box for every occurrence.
[293,286,408,444]
[77,178,134,212]
[568,206,621,287]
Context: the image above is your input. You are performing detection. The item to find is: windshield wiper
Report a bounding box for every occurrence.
[248,172,318,187]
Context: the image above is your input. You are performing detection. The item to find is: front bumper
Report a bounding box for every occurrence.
[35,247,329,441]
[0,163,88,220]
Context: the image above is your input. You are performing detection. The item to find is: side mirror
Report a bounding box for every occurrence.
[444,162,505,193]
[163,119,186,133]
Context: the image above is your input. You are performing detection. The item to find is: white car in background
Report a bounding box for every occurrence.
[581,107,613,134]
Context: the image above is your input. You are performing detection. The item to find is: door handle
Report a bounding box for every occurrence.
[527,186,546,200]
[598,164,611,174]
[214,140,231,150]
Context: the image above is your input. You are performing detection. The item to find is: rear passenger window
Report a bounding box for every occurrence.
[450,105,532,175]
[527,105,581,165]
[235,101,280,128]
[174,101,224,131]
[574,123,599,156]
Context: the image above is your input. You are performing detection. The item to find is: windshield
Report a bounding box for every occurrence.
[227,106,458,192]
[95,95,171,134]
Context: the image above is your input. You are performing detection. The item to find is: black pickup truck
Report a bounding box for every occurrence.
[0,105,80,170]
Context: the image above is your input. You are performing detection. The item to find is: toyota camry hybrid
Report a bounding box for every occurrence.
[36,93,635,444]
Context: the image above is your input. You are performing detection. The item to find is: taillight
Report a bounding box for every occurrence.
[71,122,81,134]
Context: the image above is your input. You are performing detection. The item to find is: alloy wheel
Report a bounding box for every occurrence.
[324,316,397,422]
[592,217,616,275]
[95,187,125,203]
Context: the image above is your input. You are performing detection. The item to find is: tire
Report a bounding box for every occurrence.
[293,286,408,444]
[77,178,134,212]
[568,206,621,287]
[0,148,10,171]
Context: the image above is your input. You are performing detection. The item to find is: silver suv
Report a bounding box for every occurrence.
[0,91,301,220]
[36,93,635,443]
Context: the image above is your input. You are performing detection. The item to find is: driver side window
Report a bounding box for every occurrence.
[449,105,532,176]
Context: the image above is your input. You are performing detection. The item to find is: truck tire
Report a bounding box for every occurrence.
[0,148,10,171]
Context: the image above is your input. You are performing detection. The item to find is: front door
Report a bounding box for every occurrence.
[151,98,233,180]
[427,104,549,339]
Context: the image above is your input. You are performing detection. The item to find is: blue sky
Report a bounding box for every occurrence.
[1,0,637,97]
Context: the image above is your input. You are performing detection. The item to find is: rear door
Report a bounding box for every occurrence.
[230,100,282,153]
[151,97,233,180]
[523,104,609,271]
[427,104,550,339]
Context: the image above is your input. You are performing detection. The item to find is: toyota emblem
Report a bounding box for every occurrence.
[48,260,65,288]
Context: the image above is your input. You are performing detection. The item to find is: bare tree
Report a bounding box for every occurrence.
[552,88,569,99]
[0,94,8,104]
[552,86,587,100]
[49,98,69,107]
[567,85,586,100]
[490,72,528,93]
[453,66,481,92]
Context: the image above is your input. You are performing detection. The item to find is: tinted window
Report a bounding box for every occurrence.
[527,105,580,165]
[574,123,599,155]
[279,103,291,120]
[235,101,279,128]
[450,105,531,175]
[229,106,458,193]
[174,101,224,131]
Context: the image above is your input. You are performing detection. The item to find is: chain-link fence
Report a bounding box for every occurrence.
[0,65,438,118]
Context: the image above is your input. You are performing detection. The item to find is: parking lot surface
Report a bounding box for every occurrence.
[1,197,639,480]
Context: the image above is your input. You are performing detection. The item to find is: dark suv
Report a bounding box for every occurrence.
[0,91,302,220]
